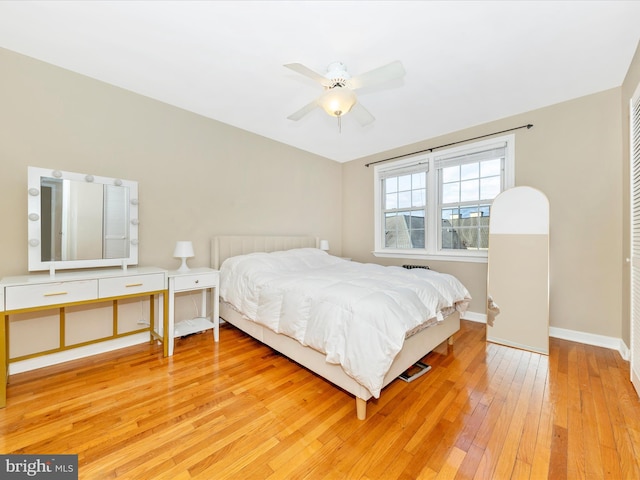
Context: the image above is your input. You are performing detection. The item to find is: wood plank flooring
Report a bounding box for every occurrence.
[2,320,640,479]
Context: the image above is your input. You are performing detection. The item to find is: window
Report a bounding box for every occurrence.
[374,135,514,262]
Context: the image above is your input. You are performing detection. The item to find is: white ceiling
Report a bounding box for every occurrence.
[1,1,639,163]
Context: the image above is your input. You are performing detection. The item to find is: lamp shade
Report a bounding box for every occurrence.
[173,241,194,259]
[173,241,195,272]
[319,240,330,251]
[320,87,356,117]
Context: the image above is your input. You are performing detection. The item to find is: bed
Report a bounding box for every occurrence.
[211,235,471,420]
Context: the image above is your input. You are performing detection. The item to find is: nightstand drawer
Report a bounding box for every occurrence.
[173,272,219,291]
[99,273,166,298]
[5,280,98,311]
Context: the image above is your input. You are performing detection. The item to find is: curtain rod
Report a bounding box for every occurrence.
[364,123,533,167]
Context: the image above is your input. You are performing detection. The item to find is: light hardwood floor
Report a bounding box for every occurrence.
[2,320,640,479]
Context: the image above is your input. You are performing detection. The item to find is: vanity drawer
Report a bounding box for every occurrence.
[5,280,98,311]
[173,272,219,291]
[99,273,166,298]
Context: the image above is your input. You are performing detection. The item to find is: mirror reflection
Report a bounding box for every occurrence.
[40,177,130,262]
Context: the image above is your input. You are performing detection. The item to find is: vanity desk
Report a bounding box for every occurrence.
[0,267,169,408]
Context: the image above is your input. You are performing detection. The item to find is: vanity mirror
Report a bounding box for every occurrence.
[27,166,139,272]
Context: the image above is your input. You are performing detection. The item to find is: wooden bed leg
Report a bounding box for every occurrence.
[448,335,454,346]
[356,397,367,420]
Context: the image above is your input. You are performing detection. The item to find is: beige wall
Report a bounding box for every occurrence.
[621,41,640,345]
[0,47,342,276]
[343,88,624,338]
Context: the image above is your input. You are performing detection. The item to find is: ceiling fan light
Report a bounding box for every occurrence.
[321,87,356,117]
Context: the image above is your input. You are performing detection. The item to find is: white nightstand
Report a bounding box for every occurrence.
[167,267,219,356]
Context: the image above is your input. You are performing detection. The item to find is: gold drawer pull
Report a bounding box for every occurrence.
[43,291,68,297]
[125,283,144,288]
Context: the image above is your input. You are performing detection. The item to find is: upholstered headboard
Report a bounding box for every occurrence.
[211,235,319,269]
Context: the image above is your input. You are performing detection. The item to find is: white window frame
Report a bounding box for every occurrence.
[373,134,515,263]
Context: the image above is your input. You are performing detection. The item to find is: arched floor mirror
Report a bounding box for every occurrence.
[486,186,550,355]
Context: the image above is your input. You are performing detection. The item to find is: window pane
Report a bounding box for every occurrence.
[412,188,425,207]
[442,182,459,204]
[440,214,490,251]
[441,220,462,249]
[458,227,478,249]
[480,176,501,199]
[479,226,489,248]
[385,192,397,209]
[460,206,479,225]
[385,213,398,248]
[461,162,479,180]
[412,172,426,189]
[385,177,397,193]
[398,174,411,191]
[411,229,425,248]
[407,212,425,249]
[442,166,459,183]
[441,207,460,223]
[460,179,479,202]
[385,211,425,249]
[440,201,492,251]
[481,159,501,177]
[398,191,411,209]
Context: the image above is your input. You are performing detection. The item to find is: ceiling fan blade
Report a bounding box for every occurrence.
[287,99,319,121]
[284,63,332,87]
[347,61,406,90]
[350,102,375,126]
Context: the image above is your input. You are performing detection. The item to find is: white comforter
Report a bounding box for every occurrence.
[219,248,471,398]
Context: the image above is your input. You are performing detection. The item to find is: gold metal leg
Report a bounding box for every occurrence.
[1,313,8,408]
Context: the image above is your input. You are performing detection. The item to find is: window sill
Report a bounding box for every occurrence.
[372,250,488,264]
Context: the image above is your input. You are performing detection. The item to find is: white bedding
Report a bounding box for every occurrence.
[219,248,471,398]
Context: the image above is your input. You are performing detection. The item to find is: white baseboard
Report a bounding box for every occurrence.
[549,326,630,361]
[461,310,630,360]
[9,333,152,375]
[461,311,486,323]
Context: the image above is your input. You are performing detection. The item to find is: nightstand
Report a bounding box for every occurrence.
[167,267,219,356]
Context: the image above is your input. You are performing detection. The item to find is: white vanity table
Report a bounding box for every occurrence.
[0,165,170,408]
[167,267,219,356]
[0,267,169,407]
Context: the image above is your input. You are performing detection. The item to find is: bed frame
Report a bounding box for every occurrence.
[211,235,460,420]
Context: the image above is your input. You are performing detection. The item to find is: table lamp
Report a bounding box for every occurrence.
[173,241,195,272]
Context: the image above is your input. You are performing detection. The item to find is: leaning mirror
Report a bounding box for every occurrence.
[28,166,139,272]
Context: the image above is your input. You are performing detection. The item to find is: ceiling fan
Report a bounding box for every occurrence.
[284,60,406,130]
